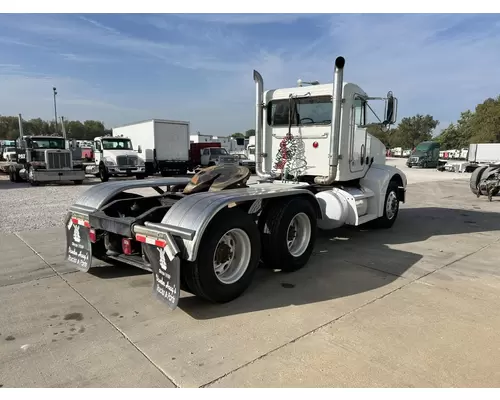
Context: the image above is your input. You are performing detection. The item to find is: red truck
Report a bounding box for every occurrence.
[81,146,94,162]
[188,142,221,171]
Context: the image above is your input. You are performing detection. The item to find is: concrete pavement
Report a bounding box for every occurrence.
[2,168,500,387]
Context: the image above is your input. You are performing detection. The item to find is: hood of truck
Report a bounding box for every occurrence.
[103,150,139,159]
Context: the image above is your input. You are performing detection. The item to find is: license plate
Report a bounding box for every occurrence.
[143,243,181,310]
[65,220,92,272]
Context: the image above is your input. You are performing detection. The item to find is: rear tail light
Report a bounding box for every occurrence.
[122,238,132,255]
[89,228,96,243]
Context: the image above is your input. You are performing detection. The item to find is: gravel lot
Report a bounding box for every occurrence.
[0,158,471,233]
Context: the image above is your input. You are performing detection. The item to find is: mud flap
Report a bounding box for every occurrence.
[65,218,92,272]
[143,242,181,310]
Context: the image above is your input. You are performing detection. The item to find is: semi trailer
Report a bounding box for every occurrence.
[64,56,407,310]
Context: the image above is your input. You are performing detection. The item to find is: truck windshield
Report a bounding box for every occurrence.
[267,95,332,126]
[211,148,228,155]
[102,139,133,150]
[31,138,66,149]
[4,147,15,152]
[415,142,434,152]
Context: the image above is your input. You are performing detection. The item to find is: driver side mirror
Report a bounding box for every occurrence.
[384,91,398,125]
[137,145,142,154]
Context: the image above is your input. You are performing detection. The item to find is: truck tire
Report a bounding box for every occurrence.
[160,170,169,177]
[99,164,109,182]
[73,180,83,185]
[371,180,400,229]
[135,174,146,180]
[182,207,261,304]
[28,166,39,186]
[470,165,488,195]
[258,196,317,273]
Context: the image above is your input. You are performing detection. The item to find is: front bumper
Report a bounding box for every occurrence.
[108,166,146,174]
[406,157,426,167]
[33,169,85,181]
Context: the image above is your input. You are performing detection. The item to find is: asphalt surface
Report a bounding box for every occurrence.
[1,159,500,387]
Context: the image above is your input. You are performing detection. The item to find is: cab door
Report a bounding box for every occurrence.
[349,95,368,173]
[94,140,102,165]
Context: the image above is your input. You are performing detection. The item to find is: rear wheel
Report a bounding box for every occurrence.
[183,207,261,303]
[470,165,488,195]
[259,197,317,272]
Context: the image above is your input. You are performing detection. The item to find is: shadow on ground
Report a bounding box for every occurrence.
[176,206,500,320]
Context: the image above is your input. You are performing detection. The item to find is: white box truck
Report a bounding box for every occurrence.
[113,119,190,176]
[468,143,500,164]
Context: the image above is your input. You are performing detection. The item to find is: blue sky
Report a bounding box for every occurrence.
[1,13,500,136]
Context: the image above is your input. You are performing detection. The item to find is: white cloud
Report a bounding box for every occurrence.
[1,13,500,136]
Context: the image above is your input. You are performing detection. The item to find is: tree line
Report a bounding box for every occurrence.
[3,93,499,150]
[0,115,111,140]
[368,95,500,150]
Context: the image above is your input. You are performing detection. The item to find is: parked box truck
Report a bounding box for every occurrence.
[113,119,190,176]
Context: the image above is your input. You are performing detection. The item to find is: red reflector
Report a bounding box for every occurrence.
[313,141,319,148]
[135,234,167,248]
[122,238,132,255]
[89,228,96,243]
[71,217,90,228]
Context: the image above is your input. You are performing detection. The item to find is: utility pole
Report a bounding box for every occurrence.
[18,114,24,140]
[53,87,58,135]
[61,116,67,139]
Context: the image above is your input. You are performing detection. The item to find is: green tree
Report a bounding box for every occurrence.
[66,121,86,138]
[393,114,439,148]
[0,116,20,139]
[366,125,397,148]
[245,129,255,138]
[468,96,500,143]
[232,132,245,138]
[83,120,106,139]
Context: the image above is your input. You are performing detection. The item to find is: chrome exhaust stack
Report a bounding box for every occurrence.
[314,56,345,185]
[253,70,274,180]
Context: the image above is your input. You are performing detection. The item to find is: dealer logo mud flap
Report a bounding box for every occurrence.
[143,241,181,311]
[65,219,92,272]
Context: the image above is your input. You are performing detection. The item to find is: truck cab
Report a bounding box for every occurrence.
[406,141,440,168]
[8,135,85,185]
[2,146,16,162]
[88,136,147,182]
[200,147,239,167]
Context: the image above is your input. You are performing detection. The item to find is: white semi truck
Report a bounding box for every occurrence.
[113,119,190,176]
[85,135,147,182]
[64,56,407,310]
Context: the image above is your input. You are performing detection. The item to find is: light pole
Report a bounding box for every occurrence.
[53,87,58,134]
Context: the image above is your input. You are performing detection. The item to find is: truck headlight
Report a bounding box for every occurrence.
[137,158,145,166]
[104,157,115,166]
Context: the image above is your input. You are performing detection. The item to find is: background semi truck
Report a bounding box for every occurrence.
[406,141,441,168]
[113,119,190,176]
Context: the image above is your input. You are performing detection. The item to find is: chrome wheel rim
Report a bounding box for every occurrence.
[386,191,399,220]
[286,212,311,257]
[213,228,251,285]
